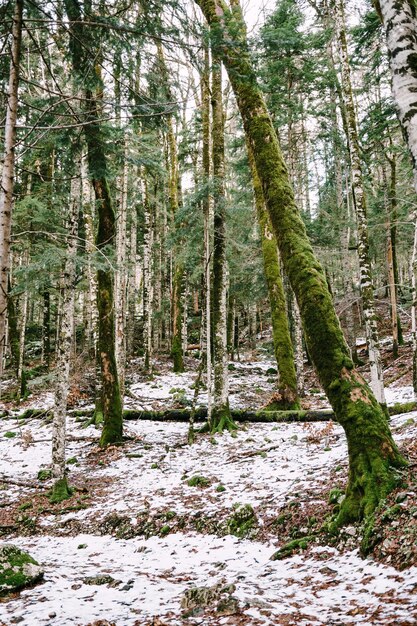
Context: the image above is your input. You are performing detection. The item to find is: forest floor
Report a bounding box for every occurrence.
[1,335,417,625]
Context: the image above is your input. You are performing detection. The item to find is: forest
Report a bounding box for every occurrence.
[1,0,417,623]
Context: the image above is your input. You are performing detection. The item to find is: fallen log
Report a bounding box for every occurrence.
[1,401,415,423]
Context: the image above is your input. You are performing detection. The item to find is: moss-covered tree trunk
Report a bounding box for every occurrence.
[195,0,407,522]
[65,0,122,446]
[210,60,236,432]
[248,147,299,410]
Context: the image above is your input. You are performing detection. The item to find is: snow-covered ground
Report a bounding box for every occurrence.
[1,396,417,625]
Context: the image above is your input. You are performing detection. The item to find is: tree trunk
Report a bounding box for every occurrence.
[248,146,299,409]
[334,0,386,407]
[50,148,79,503]
[65,0,122,446]
[0,0,23,380]
[201,43,213,422]
[195,0,406,523]
[115,134,128,399]
[211,60,235,432]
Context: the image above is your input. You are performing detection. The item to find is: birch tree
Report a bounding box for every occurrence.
[50,147,80,503]
[334,0,386,407]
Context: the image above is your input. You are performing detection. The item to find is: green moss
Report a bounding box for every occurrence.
[18,502,33,511]
[160,524,170,536]
[270,536,314,560]
[187,475,210,487]
[150,463,159,469]
[37,469,52,481]
[210,406,238,434]
[4,431,16,438]
[226,503,257,538]
[0,545,44,595]
[216,484,226,492]
[328,488,344,505]
[48,477,73,504]
[66,457,78,465]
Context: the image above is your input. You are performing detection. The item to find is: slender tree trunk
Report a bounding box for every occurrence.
[142,174,153,371]
[115,134,128,399]
[248,146,299,409]
[65,0,122,446]
[196,0,406,523]
[210,60,235,432]
[7,277,20,378]
[201,43,213,422]
[0,0,23,380]
[42,291,51,368]
[334,0,386,407]
[50,148,79,503]
[411,215,417,398]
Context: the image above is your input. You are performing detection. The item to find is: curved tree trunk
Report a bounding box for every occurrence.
[195,0,406,523]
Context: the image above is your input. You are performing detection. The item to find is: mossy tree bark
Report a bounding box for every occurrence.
[0,0,23,380]
[195,0,407,522]
[247,147,299,410]
[65,0,122,446]
[210,60,236,432]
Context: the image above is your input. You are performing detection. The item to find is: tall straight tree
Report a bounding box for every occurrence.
[333,0,386,407]
[64,0,122,446]
[211,59,236,432]
[51,144,80,503]
[195,0,406,523]
[375,0,417,396]
[0,0,23,379]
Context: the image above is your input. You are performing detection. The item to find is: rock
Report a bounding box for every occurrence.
[0,544,44,596]
[344,526,356,537]
[181,582,239,618]
[396,492,408,503]
[83,575,120,587]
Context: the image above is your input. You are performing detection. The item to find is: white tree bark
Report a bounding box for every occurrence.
[0,0,23,378]
[335,0,386,405]
[411,214,417,398]
[52,153,80,480]
[378,0,417,189]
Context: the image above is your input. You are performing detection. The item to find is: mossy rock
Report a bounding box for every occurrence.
[83,574,120,587]
[226,503,257,538]
[187,475,210,488]
[270,536,314,560]
[181,582,237,617]
[0,544,44,596]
